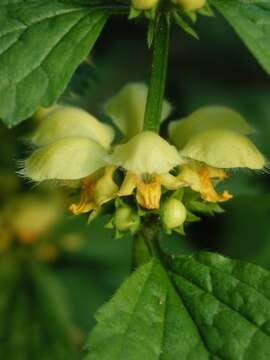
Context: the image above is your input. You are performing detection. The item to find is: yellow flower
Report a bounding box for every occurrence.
[169,106,265,202]
[24,106,118,216]
[109,131,184,209]
[69,166,118,217]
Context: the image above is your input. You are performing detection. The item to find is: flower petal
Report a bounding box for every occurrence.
[169,106,254,149]
[31,105,114,150]
[109,131,183,175]
[105,83,172,141]
[178,164,232,203]
[136,176,161,210]
[181,129,265,169]
[24,137,107,181]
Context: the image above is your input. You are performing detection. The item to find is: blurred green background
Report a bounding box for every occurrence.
[0,12,269,358]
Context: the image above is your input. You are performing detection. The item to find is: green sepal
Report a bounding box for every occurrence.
[147,21,155,48]
[145,7,157,21]
[186,210,201,223]
[198,3,215,17]
[129,6,141,19]
[173,12,199,40]
[173,224,185,235]
[189,199,224,216]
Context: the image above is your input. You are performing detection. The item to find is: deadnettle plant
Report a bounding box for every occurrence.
[3,0,270,356]
[23,83,265,236]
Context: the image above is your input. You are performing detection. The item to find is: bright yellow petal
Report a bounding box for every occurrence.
[31,105,114,150]
[69,177,96,215]
[118,172,162,209]
[178,164,232,203]
[109,131,183,175]
[105,83,172,141]
[160,173,187,190]
[94,166,118,206]
[181,129,265,170]
[69,167,118,215]
[118,172,137,197]
[136,175,162,210]
[25,137,107,181]
[169,106,253,149]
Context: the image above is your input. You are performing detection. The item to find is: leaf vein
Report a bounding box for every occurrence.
[171,270,270,340]
[1,11,90,90]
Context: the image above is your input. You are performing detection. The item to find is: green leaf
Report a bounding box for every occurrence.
[85,253,270,359]
[0,1,108,126]
[84,259,208,359]
[209,0,270,75]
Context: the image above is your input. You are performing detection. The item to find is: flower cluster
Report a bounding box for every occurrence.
[23,83,265,236]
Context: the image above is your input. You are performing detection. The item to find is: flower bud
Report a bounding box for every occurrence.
[162,198,187,229]
[132,0,158,10]
[176,0,206,12]
[114,207,140,232]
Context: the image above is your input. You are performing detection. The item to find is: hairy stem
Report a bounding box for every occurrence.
[143,13,171,132]
[132,224,168,270]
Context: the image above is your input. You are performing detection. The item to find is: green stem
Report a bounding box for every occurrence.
[132,231,153,270]
[143,13,171,132]
[132,224,169,270]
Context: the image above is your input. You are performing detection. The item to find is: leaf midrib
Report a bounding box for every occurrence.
[169,275,221,360]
